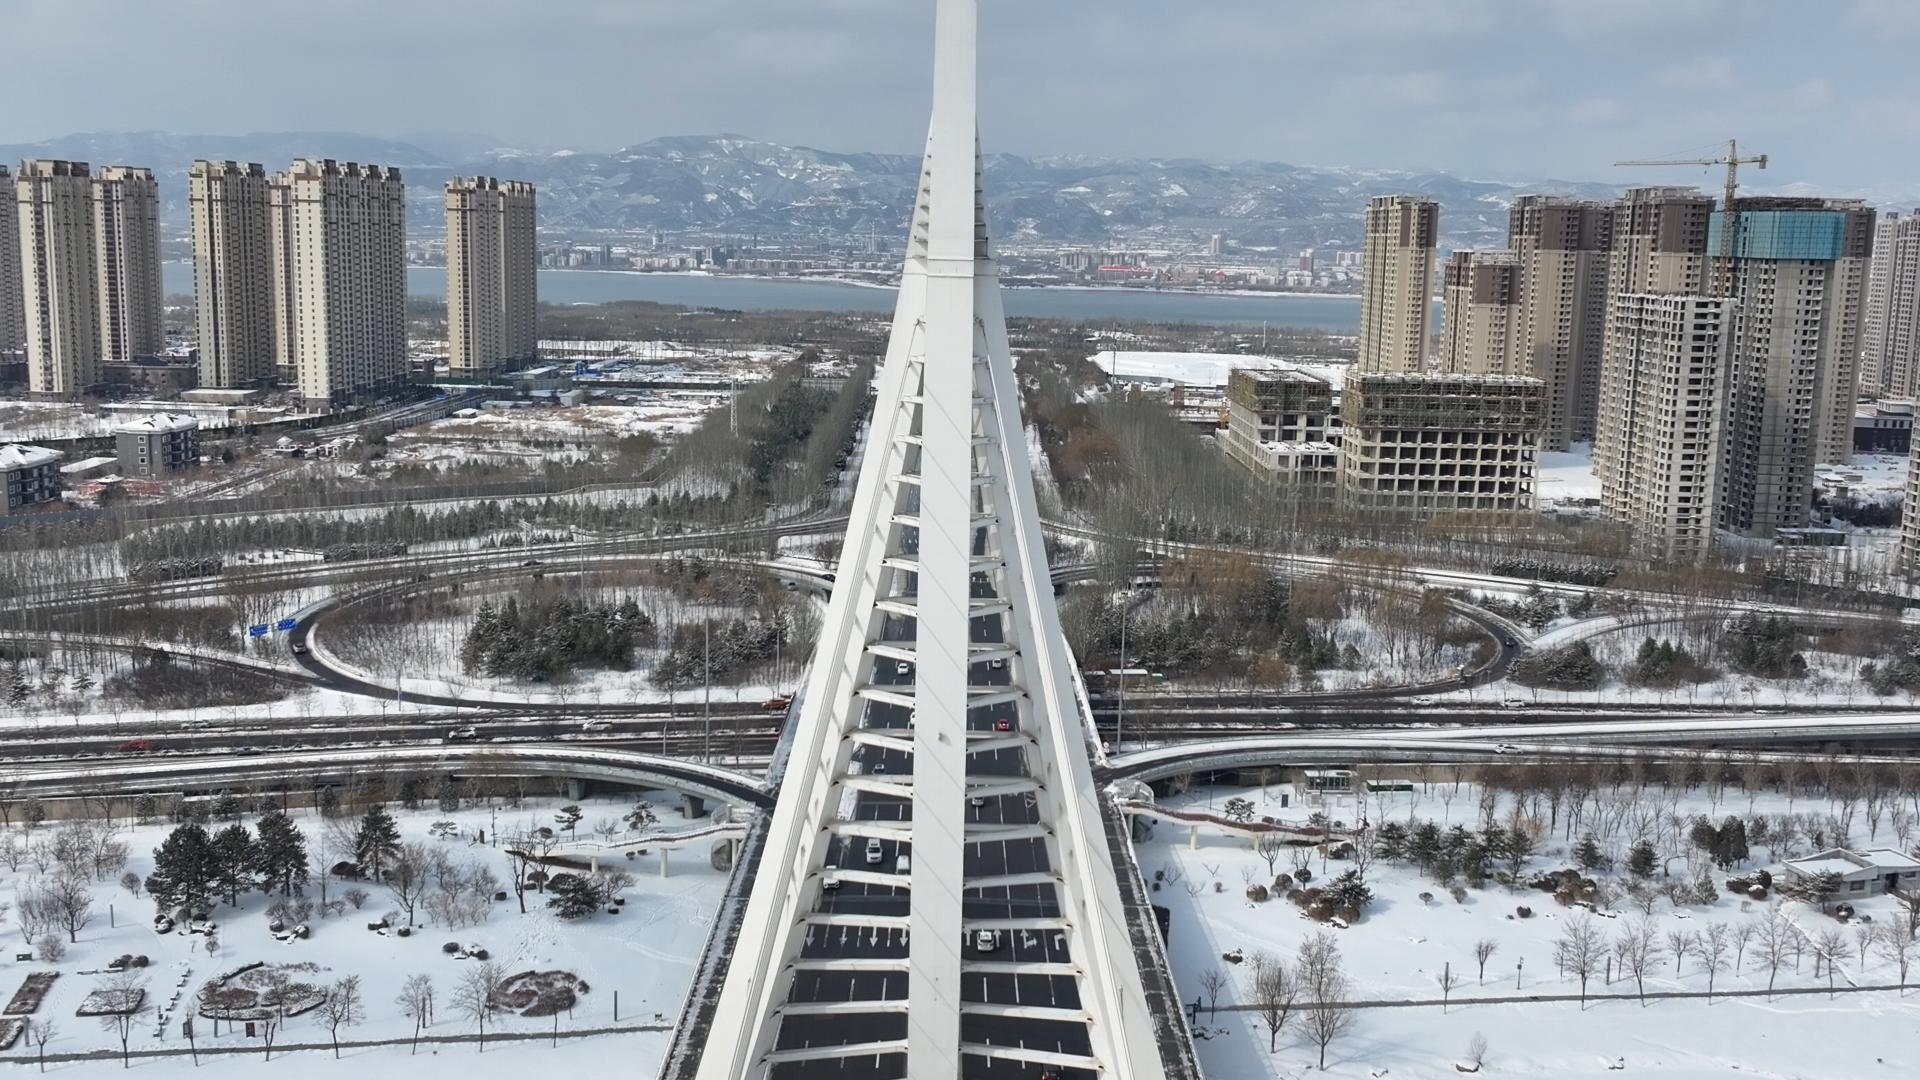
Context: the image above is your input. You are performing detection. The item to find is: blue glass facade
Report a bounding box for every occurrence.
[1708,210,1848,261]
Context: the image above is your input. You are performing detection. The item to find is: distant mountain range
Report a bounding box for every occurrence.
[0,130,1848,253]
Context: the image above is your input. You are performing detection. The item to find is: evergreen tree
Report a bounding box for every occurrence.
[1713,817,1750,869]
[545,874,604,919]
[1627,839,1659,878]
[254,811,310,897]
[1574,834,1605,872]
[1323,868,1374,913]
[211,823,258,906]
[1407,821,1442,871]
[146,823,220,917]
[355,806,402,880]
[1373,821,1408,861]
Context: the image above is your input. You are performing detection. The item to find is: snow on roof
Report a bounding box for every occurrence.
[113,412,198,434]
[1786,847,1920,876]
[0,443,62,470]
[1090,350,1349,391]
[60,455,117,474]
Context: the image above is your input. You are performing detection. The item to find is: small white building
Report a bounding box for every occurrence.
[1785,847,1920,897]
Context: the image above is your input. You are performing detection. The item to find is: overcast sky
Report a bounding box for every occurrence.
[3,0,1912,192]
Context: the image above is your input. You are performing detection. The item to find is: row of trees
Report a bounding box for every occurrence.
[460,596,658,681]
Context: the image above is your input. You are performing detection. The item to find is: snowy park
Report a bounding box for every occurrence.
[0,790,730,1072]
[1143,760,1920,1077]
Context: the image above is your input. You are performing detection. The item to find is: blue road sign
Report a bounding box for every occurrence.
[275,618,298,632]
[247,625,269,638]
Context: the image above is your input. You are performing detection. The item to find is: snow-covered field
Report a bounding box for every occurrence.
[1147,776,1920,1078]
[0,797,725,1073]
[1090,350,1352,391]
[1538,444,1600,507]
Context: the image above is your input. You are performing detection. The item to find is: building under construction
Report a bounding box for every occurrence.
[1338,372,1545,517]
[1221,366,1338,503]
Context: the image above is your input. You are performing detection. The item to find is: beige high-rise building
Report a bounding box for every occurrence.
[91,166,163,361]
[1508,196,1613,449]
[445,177,537,377]
[272,159,407,408]
[1337,372,1544,517]
[1596,293,1731,563]
[16,160,102,396]
[1438,250,1520,375]
[1862,212,1920,399]
[189,161,276,388]
[266,173,298,383]
[0,165,22,353]
[1357,195,1437,373]
[1713,197,1875,538]
[1607,187,1713,298]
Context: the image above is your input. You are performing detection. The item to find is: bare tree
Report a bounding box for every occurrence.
[1878,919,1917,992]
[315,975,365,1058]
[260,968,294,1061]
[1694,923,1731,1001]
[1252,832,1288,877]
[397,973,436,1054]
[1465,1031,1489,1071]
[1198,966,1230,1021]
[94,972,149,1069]
[1813,927,1852,998]
[1752,909,1789,995]
[452,960,504,1052]
[1248,950,1299,1053]
[1556,912,1606,1007]
[385,842,431,927]
[1731,920,1757,973]
[27,1018,54,1073]
[1666,929,1695,977]
[41,873,93,943]
[1613,918,1663,1005]
[1298,932,1354,1071]
[1436,962,1462,1012]
[1473,938,1498,984]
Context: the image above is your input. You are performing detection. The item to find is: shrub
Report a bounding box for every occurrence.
[1450,885,1469,904]
[35,934,66,963]
[1748,885,1768,901]
[344,888,370,910]
[1294,867,1313,884]
[1273,874,1294,894]
[1515,905,1534,919]
[1246,884,1269,903]
[1419,891,1435,905]
[1306,899,1334,921]
[1337,904,1361,923]
[443,942,460,955]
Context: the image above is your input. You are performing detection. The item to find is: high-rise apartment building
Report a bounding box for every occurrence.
[0,165,22,353]
[1607,187,1714,298]
[1596,293,1731,562]
[91,166,163,362]
[1357,195,1437,373]
[1712,197,1875,537]
[1862,212,1920,399]
[1508,196,1613,449]
[16,160,102,396]
[189,161,276,388]
[445,177,537,377]
[1438,250,1520,375]
[1338,372,1544,516]
[272,159,407,408]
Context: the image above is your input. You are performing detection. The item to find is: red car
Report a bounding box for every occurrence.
[763,696,793,713]
[118,739,153,753]
[993,719,1013,732]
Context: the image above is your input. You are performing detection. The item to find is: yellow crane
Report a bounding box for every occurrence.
[1615,138,1768,296]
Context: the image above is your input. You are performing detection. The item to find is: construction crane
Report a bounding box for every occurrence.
[1614,138,1768,296]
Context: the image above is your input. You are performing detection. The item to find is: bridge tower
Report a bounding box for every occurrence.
[686,2,1175,1077]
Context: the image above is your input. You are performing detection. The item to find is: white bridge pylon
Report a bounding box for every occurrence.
[691,2,1170,1078]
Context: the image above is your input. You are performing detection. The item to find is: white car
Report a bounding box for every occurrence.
[1494,743,1522,755]
[864,838,884,865]
[581,719,612,732]
[895,660,913,677]
[1410,696,1433,706]
[1501,698,1527,709]
[446,726,479,741]
[974,929,999,953]
[988,657,1006,670]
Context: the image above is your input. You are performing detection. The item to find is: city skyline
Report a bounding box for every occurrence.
[3,1,1917,196]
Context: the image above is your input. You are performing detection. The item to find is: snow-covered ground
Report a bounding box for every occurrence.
[1090,351,1351,391]
[1816,451,1908,501]
[1538,443,1600,506]
[0,797,725,1073]
[1148,777,1920,1078]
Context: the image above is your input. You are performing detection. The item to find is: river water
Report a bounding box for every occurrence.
[161,263,1362,332]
